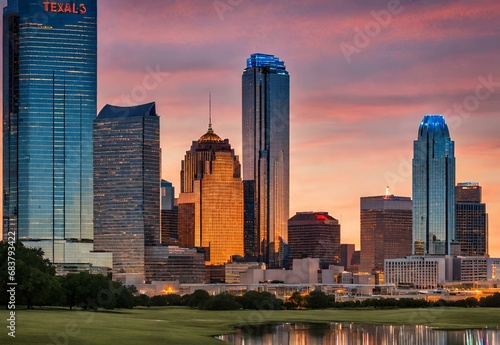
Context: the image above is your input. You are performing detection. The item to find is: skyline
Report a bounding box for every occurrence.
[1,0,499,255]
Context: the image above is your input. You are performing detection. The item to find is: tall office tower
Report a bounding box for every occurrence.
[177,121,244,265]
[360,193,412,273]
[161,180,178,245]
[242,53,290,268]
[243,180,257,258]
[161,180,175,210]
[3,0,97,267]
[455,182,488,256]
[412,115,456,255]
[288,212,341,267]
[94,103,161,283]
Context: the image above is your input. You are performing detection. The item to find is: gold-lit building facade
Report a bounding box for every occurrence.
[178,124,244,265]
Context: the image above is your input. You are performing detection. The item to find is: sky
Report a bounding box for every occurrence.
[2,0,500,255]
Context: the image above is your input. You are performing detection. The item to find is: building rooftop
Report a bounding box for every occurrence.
[97,102,156,119]
[246,53,288,74]
[418,114,450,139]
[198,124,224,144]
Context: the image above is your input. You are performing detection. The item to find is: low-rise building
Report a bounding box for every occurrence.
[384,256,452,289]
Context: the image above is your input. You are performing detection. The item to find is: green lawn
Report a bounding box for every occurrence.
[2,307,500,345]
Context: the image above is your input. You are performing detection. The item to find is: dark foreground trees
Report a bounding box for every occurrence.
[0,242,60,309]
[60,272,134,310]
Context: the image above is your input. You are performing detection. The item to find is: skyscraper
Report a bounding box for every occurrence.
[360,193,412,273]
[161,180,178,245]
[177,121,244,265]
[288,212,341,267]
[455,182,488,257]
[242,53,290,268]
[93,103,161,283]
[412,115,456,255]
[3,0,97,266]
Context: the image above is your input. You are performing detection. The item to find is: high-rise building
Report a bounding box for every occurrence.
[3,0,97,267]
[93,103,161,283]
[360,193,412,273]
[242,53,290,268]
[340,244,355,271]
[161,180,175,210]
[177,121,244,265]
[243,180,257,258]
[288,212,341,267]
[161,180,178,245]
[412,115,456,255]
[455,182,488,257]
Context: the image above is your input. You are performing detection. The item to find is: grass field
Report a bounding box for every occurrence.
[2,307,500,345]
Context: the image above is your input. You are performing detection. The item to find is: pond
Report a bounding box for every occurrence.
[216,323,499,345]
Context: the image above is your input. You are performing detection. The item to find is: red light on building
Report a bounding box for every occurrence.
[316,214,327,221]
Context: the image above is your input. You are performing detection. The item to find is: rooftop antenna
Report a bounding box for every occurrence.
[208,92,213,133]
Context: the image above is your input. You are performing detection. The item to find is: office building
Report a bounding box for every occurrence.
[161,180,178,245]
[242,53,290,268]
[412,115,456,255]
[243,180,257,258]
[161,180,175,210]
[93,102,161,283]
[384,256,451,289]
[288,212,341,267]
[455,182,488,257]
[144,246,205,284]
[360,193,412,273]
[177,121,244,265]
[340,244,355,271]
[2,0,98,268]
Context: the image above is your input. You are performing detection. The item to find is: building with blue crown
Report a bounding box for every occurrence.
[412,115,456,255]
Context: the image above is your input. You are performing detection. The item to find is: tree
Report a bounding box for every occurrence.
[150,294,182,307]
[305,290,333,309]
[201,293,241,310]
[0,243,59,309]
[134,294,150,307]
[235,291,284,310]
[480,293,500,307]
[287,291,305,309]
[112,281,134,309]
[60,272,111,310]
[185,290,211,308]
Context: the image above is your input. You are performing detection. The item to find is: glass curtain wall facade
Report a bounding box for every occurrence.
[455,182,488,257]
[93,103,160,283]
[242,53,290,268]
[3,0,97,264]
[412,115,456,255]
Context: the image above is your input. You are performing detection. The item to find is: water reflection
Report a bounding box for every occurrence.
[217,323,499,345]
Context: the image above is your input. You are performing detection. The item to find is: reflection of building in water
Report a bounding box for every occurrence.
[217,323,500,345]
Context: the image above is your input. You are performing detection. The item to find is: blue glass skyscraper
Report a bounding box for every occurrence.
[94,103,161,283]
[242,53,290,268]
[412,115,456,255]
[3,0,97,266]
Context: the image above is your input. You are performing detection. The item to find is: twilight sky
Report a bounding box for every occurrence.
[3,0,500,255]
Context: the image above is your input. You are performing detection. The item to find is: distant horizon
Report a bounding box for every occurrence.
[1,0,499,256]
